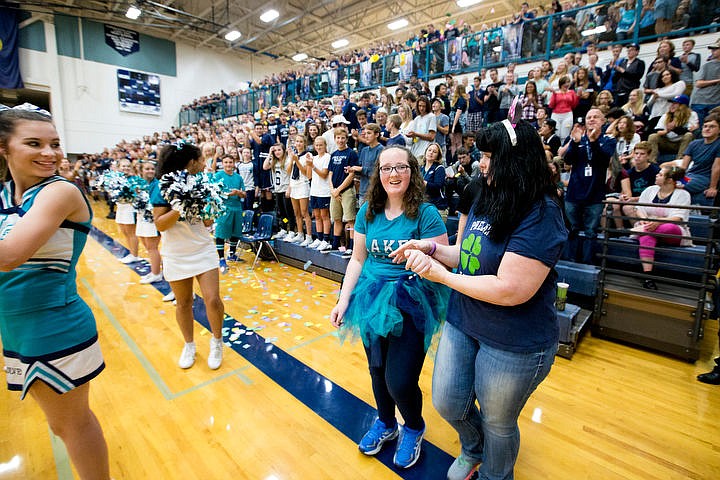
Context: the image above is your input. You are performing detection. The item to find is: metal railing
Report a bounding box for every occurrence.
[178,0,719,125]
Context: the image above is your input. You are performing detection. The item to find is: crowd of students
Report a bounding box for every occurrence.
[181,0,719,113]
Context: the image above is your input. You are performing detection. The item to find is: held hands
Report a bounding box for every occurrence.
[389,239,432,263]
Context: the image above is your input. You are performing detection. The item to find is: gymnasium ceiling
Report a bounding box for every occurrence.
[19,0,522,67]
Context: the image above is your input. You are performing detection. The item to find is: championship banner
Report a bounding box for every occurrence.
[105,24,140,56]
[502,22,523,61]
[0,6,24,89]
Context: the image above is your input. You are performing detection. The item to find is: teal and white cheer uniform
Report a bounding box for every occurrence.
[0,176,104,399]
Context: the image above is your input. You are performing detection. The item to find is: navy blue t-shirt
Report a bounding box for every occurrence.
[446,197,568,352]
[629,163,660,197]
[328,147,360,190]
[251,133,275,188]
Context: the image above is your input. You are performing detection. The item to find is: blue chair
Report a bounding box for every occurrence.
[240,213,279,269]
[241,209,255,235]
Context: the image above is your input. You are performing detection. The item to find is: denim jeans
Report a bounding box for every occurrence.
[564,201,603,264]
[433,322,557,480]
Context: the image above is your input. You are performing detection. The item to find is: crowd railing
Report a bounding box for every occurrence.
[178,0,719,126]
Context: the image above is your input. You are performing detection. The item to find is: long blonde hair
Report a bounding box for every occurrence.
[451,84,468,107]
[622,89,645,115]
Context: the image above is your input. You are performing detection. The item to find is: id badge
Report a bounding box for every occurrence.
[584,166,592,177]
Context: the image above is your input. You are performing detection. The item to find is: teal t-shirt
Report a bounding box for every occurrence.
[214,170,245,209]
[354,202,446,279]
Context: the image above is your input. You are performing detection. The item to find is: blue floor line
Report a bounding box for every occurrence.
[89,226,454,478]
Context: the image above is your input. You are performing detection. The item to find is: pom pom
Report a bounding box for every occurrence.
[159,170,227,222]
[98,171,146,204]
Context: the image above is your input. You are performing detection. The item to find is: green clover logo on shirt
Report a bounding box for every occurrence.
[460,233,482,274]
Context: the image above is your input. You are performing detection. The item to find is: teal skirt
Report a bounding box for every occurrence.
[341,268,449,354]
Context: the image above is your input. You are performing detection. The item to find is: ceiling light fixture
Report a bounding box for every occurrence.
[387,19,409,30]
[457,0,483,7]
[125,6,141,20]
[292,53,308,62]
[260,9,280,23]
[224,30,242,42]
[331,39,349,49]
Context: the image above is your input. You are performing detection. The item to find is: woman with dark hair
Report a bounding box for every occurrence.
[330,146,448,469]
[549,76,579,141]
[391,120,567,480]
[0,107,110,478]
[152,143,225,370]
[645,69,686,123]
[520,80,542,124]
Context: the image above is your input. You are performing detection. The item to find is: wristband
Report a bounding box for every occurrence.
[427,241,437,257]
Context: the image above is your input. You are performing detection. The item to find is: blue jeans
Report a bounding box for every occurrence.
[564,201,603,264]
[432,322,557,480]
[692,104,720,131]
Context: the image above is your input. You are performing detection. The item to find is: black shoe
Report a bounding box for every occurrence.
[106,212,116,219]
[642,279,658,290]
[715,357,720,367]
[697,366,720,385]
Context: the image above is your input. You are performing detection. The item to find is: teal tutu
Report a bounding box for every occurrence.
[341,269,449,354]
[215,207,244,239]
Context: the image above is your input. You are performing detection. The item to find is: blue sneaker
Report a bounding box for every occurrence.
[219,258,228,274]
[358,418,398,455]
[227,254,238,262]
[393,424,424,468]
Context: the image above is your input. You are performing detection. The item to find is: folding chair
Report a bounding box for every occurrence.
[240,213,279,269]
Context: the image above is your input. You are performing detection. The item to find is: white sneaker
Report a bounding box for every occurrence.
[299,235,313,247]
[162,291,176,302]
[178,342,196,369]
[272,229,287,240]
[208,337,223,370]
[291,233,305,243]
[316,240,331,251]
[308,238,321,249]
[140,272,163,284]
[120,254,140,264]
[283,232,297,242]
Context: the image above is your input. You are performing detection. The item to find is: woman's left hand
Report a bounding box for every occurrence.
[403,249,447,283]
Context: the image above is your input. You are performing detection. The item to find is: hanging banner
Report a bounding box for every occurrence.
[105,24,139,56]
[0,7,24,89]
[502,23,523,61]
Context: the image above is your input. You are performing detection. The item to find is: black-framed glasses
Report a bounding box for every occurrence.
[379,164,411,175]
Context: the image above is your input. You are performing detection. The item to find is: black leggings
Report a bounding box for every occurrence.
[364,316,427,430]
[274,192,295,231]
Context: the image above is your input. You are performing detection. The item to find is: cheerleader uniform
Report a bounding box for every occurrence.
[114,174,139,225]
[149,181,217,282]
[213,171,245,240]
[135,178,159,238]
[0,176,104,399]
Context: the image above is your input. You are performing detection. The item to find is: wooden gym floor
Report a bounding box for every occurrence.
[0,201,718,479]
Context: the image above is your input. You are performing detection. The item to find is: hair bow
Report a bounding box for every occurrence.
[0,103,52,117]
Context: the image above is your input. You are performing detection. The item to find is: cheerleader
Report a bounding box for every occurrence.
[152,144,225,370]
[135,160,163,284]
[116,158,141,263]
[0,106,109,478]
[214,155,246,273]
[288,135,313,246]
[264,143,294,240]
